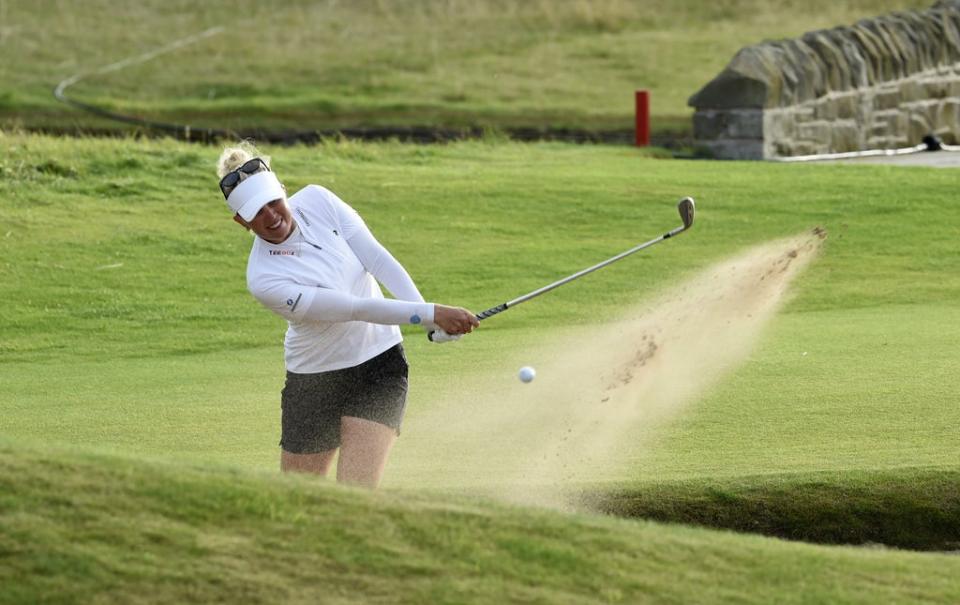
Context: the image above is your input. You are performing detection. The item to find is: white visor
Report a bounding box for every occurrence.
[226,171,285,221]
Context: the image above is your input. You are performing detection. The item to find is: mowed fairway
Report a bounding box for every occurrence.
[2,133,959,602]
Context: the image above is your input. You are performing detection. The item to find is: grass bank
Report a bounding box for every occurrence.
[2,442,959,604]
[589,467,960,551]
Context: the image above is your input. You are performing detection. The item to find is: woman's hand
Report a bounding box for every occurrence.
[433,305,480,335]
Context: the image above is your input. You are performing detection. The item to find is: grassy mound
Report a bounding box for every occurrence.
[3,0,929,135]
[589,468,960,551]
[2,442,960,605]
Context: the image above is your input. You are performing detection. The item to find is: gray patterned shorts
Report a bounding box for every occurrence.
[279,344,409,454]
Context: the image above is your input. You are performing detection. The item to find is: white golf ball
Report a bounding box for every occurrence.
[518,366,536,383]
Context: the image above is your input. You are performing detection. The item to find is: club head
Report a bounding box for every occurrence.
[678,197,695,230]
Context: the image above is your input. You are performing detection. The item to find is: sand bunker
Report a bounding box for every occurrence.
[388,229,827,509]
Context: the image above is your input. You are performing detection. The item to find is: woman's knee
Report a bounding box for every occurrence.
[281,449,336,475]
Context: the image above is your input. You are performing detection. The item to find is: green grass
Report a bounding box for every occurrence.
[590,467,960,551]
[1,0,930,135]
[2,442,959,605]
[629,306,960,479]
[1,133,959,600]
[2,132,958,468]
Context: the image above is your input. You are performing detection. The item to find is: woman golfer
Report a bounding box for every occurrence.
[217,144,478,488]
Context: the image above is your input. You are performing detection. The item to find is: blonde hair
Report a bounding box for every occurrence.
[216,141,271,179]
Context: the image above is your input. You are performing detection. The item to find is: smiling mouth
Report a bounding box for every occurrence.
[269,217,283,230]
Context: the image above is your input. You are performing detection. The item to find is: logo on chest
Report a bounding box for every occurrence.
[269,250,297,256]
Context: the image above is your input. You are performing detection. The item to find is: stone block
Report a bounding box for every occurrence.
[884,15,920,73]
[872,110,907,134]
[692,110,726,139]
[934,7,960,62]
[783,141,825,157]
[914,99,941,120]
[922,77,950,98]
[688,47,780,109]
[837,31,871,88]
[829,120,863,151]
[792,105,816,121]
[802,31,852,92]
[863,20,908,80]
[848,25,885,82]
[931,65,951,78]
[891,133,911,147]
[935,98,960,130]
[874,86,902,109]
[692,109,764,139]
[869,113,889,131]
[933,125,958,144]
[797,120,833,142]
[901,99,930,114]
[771,140,795,157]
[858,22,897,81]
[893,111,910,136]
[783,39,829,101]
[907,112,933,143]
[833,93,862,120]
[946,77,960,96]
[814,98,838,120]
[867,135,896,148]
[764,110,796,140]
[698,139,766,160]
[899,78,926,102]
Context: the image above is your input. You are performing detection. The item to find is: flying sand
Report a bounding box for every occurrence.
[389,228,827,510]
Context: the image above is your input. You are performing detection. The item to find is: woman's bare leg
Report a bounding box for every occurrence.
[281,449,337,476]
[337,416,397,489]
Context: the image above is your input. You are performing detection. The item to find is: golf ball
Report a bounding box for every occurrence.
[518,366,536,383]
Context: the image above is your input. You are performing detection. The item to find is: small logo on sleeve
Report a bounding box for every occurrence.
[295,208,311,227]
[409,314,421,325]
[287,293,303,312]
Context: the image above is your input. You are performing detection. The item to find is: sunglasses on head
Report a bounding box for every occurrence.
[219,158,270,199]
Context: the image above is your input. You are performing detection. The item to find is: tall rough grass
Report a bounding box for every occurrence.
[1,0,933,132]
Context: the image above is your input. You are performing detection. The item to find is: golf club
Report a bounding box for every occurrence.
[429,196,696,342]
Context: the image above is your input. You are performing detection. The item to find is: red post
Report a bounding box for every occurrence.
[635,90,650,147]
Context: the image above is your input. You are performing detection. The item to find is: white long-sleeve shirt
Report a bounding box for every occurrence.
[246,185,433,372]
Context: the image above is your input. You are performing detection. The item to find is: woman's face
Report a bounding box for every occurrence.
[234,198,294,244]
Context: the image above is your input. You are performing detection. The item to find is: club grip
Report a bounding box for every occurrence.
[476,303,508,320]
[426,303,506,341]
[427,329,461,343]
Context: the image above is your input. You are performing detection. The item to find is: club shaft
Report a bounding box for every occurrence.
[476,224,685,320]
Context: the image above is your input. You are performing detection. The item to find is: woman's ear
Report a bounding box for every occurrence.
[232,214,251,230]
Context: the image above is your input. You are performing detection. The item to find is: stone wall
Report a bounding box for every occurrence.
[689,1,960,159]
